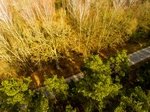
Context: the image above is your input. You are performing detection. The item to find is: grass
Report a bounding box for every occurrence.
[0,0,149,79]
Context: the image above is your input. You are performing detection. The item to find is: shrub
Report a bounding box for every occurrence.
[0,76,68,112]
[0,77,32,111]
[115,87,150,112]
[72,51,129,111]
[0,51,149,112]
[109,50,129,82]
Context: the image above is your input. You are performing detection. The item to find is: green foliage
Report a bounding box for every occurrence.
[84,55,111,74]
[65,104,77,112]
[75,52,127,111]
[30,76,68,112]
[114,61,150,112]
[109,50,129,82]
[115,87,150,112]
[0,77,31,97]
[0,76,68,112]
[0,51,150,112]
[0,77,32,111]
[44,76,68,96]
[136,62,150,89]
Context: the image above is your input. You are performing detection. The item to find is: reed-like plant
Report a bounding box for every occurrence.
[0,0,148,78]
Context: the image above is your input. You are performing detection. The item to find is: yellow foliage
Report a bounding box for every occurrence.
[0,0,148,78]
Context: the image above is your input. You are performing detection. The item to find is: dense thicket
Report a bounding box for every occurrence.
[0,51,149,112]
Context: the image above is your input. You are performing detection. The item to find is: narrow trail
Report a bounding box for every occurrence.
[128,46,150,66]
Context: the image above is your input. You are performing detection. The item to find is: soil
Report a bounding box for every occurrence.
[99,38,150,58]
[17,37,150,87]
[23,52,84,87]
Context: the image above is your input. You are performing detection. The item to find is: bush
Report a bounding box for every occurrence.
[0,51,150,112]
[115,87,150,112]
[0,76,68,112]
[0,77,32,111]
[75,55,122,111]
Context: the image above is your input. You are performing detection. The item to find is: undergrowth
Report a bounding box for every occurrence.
[0,51,150,112]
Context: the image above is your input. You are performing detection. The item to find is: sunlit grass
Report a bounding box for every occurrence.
[0,0,149,78]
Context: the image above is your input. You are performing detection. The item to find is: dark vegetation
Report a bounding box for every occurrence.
[0,51,150,112]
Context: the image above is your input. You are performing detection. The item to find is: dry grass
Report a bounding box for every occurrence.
[0,0,149,78]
